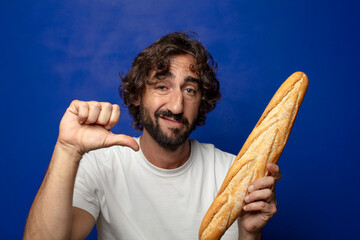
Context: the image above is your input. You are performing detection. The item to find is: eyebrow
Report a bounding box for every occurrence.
[153,71,173,80]
[153,71,199,83]
[184,76,200,85]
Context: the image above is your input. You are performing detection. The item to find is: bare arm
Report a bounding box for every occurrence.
[70,208,96,240]
[24,100,139,240]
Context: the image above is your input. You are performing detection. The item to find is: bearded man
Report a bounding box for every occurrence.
[24,32,280,240]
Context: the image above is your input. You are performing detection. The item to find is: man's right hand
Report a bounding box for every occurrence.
[24,100,139,239]
[57,100,139,159]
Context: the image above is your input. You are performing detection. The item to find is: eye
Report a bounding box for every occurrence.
[156,85,168,91]
[184,88,197,95]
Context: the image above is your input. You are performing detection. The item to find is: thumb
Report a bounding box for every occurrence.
[266,163,281,182]
[104,133,140,151]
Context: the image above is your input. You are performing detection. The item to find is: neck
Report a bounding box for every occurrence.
[140,130,191,169]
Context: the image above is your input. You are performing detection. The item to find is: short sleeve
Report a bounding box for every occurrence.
[73,153,102,220]
[214,148,236,188]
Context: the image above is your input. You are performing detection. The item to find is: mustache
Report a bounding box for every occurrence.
[155,110,189,126]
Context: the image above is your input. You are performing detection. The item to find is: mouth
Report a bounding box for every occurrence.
[159,115,185,128]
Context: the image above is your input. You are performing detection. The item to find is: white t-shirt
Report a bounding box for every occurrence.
[73,138,239,239]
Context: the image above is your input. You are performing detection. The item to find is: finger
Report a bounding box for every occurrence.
[96,102,113,126]
[248,176,275,192]
[105,133,140,151]
[243,200,267,212]
[105,104,120,130]
[243,200,277,216]
[85,101,101,124]
[69,100,89,124]
[266,163,282,182]
[244,188,274,204]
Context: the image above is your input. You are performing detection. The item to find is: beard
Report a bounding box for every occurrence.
[140,102,197,150]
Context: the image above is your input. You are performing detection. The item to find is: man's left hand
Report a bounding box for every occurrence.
[237,163,282,238]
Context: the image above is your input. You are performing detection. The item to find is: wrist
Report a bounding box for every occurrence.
[54,140,83,164]
[238,223,262,240]
[238,230,261,240]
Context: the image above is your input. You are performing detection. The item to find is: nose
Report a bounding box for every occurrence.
[166,89,184,114]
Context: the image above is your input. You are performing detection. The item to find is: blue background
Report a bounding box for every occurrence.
[1,0,359,239]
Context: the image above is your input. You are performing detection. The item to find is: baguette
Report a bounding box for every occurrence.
[199,72,308,240]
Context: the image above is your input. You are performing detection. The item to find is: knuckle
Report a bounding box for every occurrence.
[272,205,277,215]
[78,111,87,119]
[262,176,274,188]
[78,100,88,108]
[259,201,266,209]
[260,177,267,185]
[102,102,112,110]
[88,101,100,109]
[269,177,275,185]
[265,189,273,197]
[112,104,120,112]
[273,163,279,171]
[93,102,101,109]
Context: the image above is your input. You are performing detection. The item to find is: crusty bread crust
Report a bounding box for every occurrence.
[199,72,308,240]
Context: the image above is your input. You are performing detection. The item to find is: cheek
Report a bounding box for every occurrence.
[143,94,167,112]
[185,100,201,118]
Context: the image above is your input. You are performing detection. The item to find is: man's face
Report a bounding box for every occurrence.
[139,54,201,150]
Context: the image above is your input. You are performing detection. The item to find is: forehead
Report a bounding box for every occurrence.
[168,54,197,71]
[148,54,198,81]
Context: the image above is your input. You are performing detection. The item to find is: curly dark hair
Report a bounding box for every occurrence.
[119,32,221,130]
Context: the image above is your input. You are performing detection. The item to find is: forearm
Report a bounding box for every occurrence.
[24,142,82,239]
